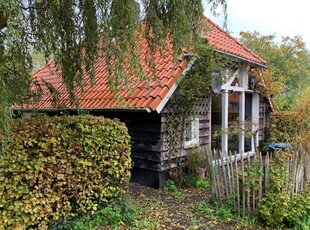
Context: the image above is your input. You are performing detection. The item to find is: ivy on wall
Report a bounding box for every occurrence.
[164,45,238,184]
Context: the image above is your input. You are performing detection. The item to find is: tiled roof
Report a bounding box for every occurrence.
[205,18,266,65]
[23,18,266,112]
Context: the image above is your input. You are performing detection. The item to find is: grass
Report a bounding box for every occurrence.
[49,198,157,230]
[189,201,234,222]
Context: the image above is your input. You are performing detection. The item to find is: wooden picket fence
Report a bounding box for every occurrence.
[207,145,310,218]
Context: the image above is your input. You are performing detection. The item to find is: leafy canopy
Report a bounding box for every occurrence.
[239,31,310,110]
[0,0,226,131]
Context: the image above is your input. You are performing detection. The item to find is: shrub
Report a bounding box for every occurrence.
[0,115,131,229]
[270,111,300,144]
[258,152,310,227]
[186,147,208,174]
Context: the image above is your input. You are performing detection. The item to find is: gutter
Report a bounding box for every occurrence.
[14,107,152,113]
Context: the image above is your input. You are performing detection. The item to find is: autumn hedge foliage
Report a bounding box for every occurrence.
[0,115,131,229]
[270,111,301,144]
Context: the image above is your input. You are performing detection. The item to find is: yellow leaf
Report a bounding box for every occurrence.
[3,215,8,223]
[14,226,24,230]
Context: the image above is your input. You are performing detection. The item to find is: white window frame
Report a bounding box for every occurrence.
[219,66,260,154]
[184,118,200,148]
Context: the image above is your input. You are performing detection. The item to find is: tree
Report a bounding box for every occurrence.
[239,31,310,110]
[0,0,226,131]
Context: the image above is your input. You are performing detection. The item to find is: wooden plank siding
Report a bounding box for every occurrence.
[91,101,212,172]
[91,97,211,187]
[94,111,164,171]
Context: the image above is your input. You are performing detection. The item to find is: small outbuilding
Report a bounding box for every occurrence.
[16,18,273,188]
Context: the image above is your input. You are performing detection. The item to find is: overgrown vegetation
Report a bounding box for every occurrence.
[165,45,238,185]
[258,152,310,228]
[270,111,300,144]
[0,115,131,229]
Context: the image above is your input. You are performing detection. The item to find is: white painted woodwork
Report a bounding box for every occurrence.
[239,91,245,153]
[252,92,260,151]
[222,90,229,155]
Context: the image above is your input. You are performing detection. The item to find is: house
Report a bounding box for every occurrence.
[15,18,272,188]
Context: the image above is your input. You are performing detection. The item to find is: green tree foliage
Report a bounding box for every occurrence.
[0,0,226,131]
[239,31,310,110]
[0,115,131,229]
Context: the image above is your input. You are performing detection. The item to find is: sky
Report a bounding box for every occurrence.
[204,0,310,49]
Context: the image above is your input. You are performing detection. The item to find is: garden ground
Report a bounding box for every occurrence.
[126,182,258,230]
[50,180,275,229]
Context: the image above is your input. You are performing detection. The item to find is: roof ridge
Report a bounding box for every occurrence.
[32,60,55,76]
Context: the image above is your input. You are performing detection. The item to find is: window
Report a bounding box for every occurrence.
[184,118,199,148]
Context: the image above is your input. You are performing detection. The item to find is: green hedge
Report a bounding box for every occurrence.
[0,115,131,229]
[270,111,300,144]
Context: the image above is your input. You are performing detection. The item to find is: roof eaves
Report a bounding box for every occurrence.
[14,107,152,113]
[205,18,267,65]
[155,56,197,114]
[212,48,267,68]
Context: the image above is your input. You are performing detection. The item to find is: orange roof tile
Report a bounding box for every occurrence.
[204,18,266,65]
[22,18,266,112]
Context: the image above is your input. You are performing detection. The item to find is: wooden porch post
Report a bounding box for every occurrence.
[252,93,260,152]
[239,91,245,153]
[222,90,229,155]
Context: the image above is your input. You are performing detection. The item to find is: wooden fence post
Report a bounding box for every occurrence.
[206,146,309,218]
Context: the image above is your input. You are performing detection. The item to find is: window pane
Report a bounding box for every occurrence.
[185,122,192,142]
[244,93,252,152]
[228,92,239,153]
[211,94,222,150]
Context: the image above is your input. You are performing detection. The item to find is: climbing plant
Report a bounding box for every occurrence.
[163,45,238,185]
